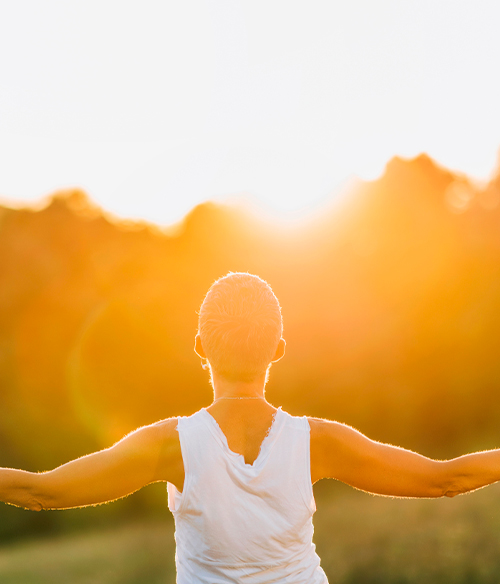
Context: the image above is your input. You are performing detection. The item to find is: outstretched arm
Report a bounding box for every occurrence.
[309,418,500,498]
[0,418,183,511]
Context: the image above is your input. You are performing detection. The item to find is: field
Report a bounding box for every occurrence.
[1,482,500,584]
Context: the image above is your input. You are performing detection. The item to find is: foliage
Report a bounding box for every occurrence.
[1,154,500,539]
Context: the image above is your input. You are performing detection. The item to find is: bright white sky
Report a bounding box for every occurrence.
[1,1,499,224]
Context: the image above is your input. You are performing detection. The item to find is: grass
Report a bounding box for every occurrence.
[0,520,176,584]
[1,482,500,583]
[314,481,500,583]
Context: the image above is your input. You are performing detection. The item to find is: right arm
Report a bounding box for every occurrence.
[309,417,500,498]
[0,418,184,511]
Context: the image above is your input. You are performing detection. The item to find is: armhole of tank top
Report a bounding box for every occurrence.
[172,416,190,515]
[303,416,316,514]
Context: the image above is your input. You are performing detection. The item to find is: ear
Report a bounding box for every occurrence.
[194,334,206,358]
[271,338,286,363]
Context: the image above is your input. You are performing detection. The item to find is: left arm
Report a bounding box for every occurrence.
[0,418,183,511]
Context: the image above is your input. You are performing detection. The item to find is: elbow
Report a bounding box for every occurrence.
[3,470,49,511]
[27,497,44,511]
[437,461,467,498]
[26,484,47,511]
[27,474,53,511]
[10,487,45,512]
[442,480,467,497]
[442,481,473,498]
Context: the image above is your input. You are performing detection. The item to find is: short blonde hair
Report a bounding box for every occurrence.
[198,273,283,381]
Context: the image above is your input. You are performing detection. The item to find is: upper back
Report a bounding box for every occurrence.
[167,407,326,583]
[204,400,278,465]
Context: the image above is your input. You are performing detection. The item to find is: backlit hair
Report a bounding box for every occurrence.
[198,272,283,382]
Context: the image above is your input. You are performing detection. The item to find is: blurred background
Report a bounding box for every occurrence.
[2,156,500,582]
[1,1,500,582]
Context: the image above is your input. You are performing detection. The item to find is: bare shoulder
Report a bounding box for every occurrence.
[308,416,370,483]
[121,417,179,447]
[143,417,182,458]
[149,417,180,439]
[121,417,183,488]
[308,416,357,443]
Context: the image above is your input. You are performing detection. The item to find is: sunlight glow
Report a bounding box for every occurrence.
[1,1,499,224]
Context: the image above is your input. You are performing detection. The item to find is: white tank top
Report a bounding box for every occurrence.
[167,407,328,584]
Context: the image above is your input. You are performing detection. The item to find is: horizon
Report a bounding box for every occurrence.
[1,2,500,224]
[1,151,499,230]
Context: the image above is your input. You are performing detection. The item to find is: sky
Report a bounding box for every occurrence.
[0,0,499,225]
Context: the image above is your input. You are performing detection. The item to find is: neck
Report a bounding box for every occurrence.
[211,370,267,401]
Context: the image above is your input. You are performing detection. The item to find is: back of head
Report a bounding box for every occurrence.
[198,273,283,382]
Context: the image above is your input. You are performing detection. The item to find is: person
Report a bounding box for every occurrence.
[1,272,500,583]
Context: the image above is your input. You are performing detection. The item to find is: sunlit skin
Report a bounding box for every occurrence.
[2,332,500,512]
